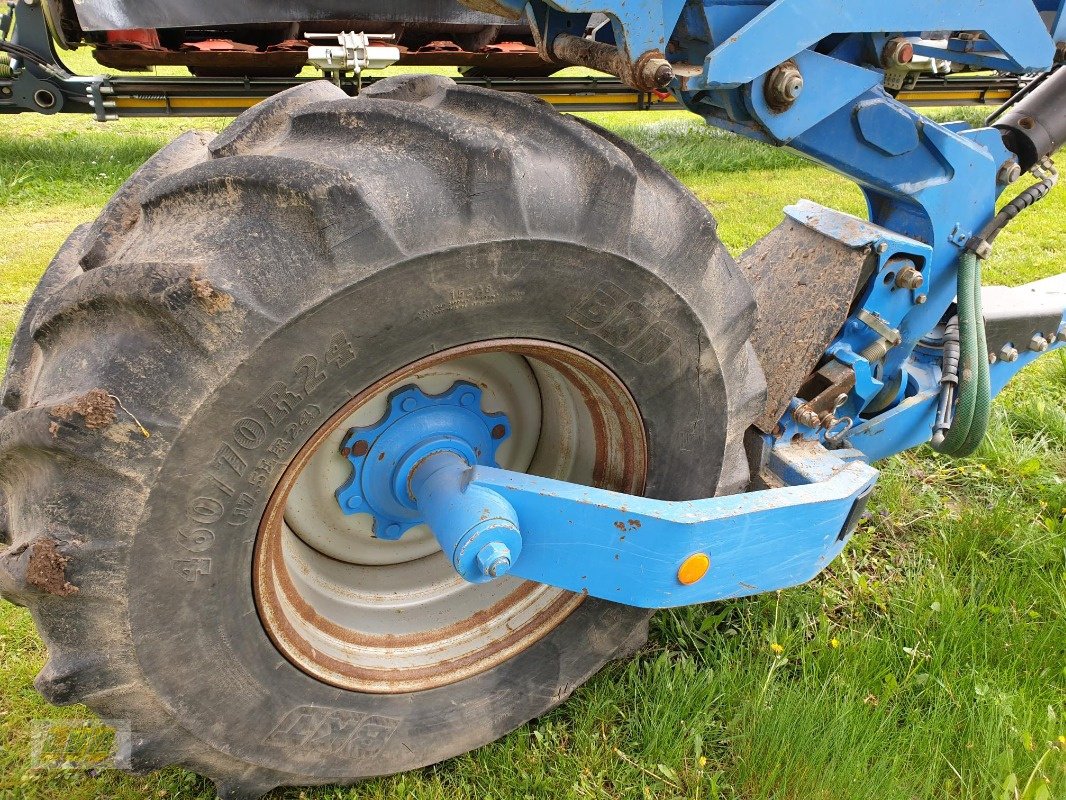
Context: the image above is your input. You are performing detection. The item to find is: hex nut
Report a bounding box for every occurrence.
[999,345,1020,363]
[476,541,512,578]
[895,265,924,290]
[766,62,804,112]
[792,405,822,428]
[997,161,1022,186]
[1029,335,1049,352]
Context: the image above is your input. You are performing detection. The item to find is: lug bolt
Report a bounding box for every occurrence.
[915,294,928,305]
[476,541,512,578]
[1029,334,1049,352]
[766,62,804,112]
[895,265,924,290]
[999,344,1020,363]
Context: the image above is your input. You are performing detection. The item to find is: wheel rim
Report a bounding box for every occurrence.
[254,339,647,693]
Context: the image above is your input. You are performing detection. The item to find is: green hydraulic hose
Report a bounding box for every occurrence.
[932,162,1058,457]
[932,250,990,457]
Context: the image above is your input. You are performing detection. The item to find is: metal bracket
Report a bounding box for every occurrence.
[982,273,1066,361]
[305,31,400,79]
[87,76,114,121]
[462,441,878,608]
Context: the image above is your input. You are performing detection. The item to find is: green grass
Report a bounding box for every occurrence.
[0,96,1064,800]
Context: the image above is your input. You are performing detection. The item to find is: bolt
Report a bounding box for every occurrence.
[997,160,1022,186]
[491,423,507,440]
[400,397,417,412]
[1056,42,1066,65]
[1057,324,1066,343]
[351,439,370,457]
[895,265,924,290]
[883,38,915,68]
[988,351,997,365]
[1029,334,1049,352]
[792,405,822,428]
[650,61,674,90]
[999,344,1020,363]
[476,541,512,578]
[877,242,889,255]
[915,294,928,305]
[766,62,804,112]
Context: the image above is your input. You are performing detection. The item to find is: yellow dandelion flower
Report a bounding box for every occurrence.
[770,643,784,655]
[698,756,707,768]
[830,638,840,649]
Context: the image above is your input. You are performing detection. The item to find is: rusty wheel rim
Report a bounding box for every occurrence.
[254,339,647,693]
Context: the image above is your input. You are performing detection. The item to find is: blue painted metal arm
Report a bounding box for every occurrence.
[696,1,1054,87]
[419,444,878,608]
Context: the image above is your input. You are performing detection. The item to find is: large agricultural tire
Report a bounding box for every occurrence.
[0,76,764,797]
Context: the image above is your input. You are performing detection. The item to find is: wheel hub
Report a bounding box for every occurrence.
[336,381,523,582]
[253,340,648,693]
[336,381,510,538]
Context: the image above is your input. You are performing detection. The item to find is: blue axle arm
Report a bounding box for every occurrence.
[409,443,877,608]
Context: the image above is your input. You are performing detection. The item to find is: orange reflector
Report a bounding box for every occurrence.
[677,553,710,585]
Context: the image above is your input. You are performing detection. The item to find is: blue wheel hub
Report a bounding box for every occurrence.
[336,381,521,582]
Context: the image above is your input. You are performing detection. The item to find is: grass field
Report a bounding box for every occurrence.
[0,76,1064,800]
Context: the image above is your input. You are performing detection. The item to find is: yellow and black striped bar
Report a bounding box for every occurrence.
[102,74,1026,118]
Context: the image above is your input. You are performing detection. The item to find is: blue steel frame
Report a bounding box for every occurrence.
[513,0,1065,466]
[334,0,1066,608]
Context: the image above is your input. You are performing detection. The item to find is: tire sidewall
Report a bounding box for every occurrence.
[129,239,723,777]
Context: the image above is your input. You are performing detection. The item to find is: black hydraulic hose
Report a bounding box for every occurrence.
[0,41,70,79]
[970,162,1059,256]
[931,315,960,448]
